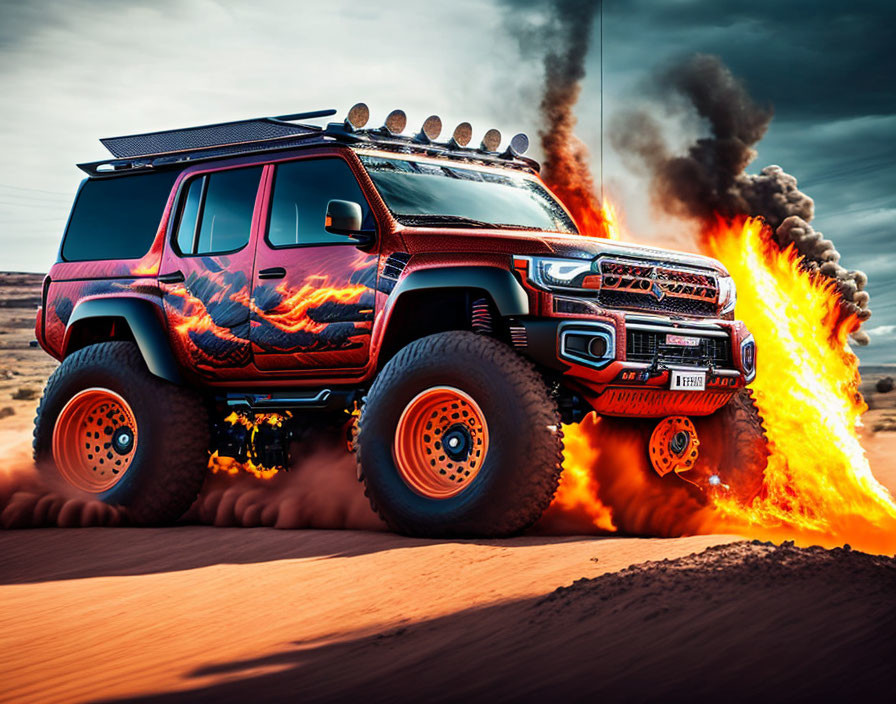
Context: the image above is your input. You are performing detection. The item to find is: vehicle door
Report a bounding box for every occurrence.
[158,165,264,376]
[250,155,378,372]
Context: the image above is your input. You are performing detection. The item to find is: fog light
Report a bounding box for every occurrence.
[559,323,616,370]
[588,336,608,358]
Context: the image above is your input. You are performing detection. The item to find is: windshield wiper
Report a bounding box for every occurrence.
[398,214,498,228]
[398,214,538,230]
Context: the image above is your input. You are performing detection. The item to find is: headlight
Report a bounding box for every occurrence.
[718,276,737,315]
[524,256,594,291]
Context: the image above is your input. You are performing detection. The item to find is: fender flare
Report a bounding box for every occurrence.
[65,297,183,384]
[388,266,529,317]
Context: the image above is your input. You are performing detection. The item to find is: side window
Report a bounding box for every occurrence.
[267,158,373,247]
[62,169,181,262]
[174,166,262,255]
[175,177,203,255]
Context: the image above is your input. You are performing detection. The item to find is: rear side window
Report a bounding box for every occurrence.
[267,158,372,247]
[61,170,180,261]
[174,166,262,255]
[175,177,203,255]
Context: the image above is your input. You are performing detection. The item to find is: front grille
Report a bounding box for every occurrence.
[597,258,719,317]
[626,329,731,367]
[599,290,717,317]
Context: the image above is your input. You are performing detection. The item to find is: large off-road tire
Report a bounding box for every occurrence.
[692,388,769,503]
[355,331,564,538]
[33,341,210,524]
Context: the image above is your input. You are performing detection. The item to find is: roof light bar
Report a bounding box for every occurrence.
[510,133,529,155]
[480,128,502,152]
[450,122,473,148]
[83,106,538,178]
[345,102,370,130]
[416,115,442,143]
[383,109,407,135]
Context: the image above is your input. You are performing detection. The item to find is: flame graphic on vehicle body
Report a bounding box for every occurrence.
[251,278,369,336]
[164,267,374,366]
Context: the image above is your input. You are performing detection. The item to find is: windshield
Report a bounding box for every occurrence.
[358,154,577,234]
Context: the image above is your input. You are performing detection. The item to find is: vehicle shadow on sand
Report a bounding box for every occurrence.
[95,541,896,704]
[0,527,608,585]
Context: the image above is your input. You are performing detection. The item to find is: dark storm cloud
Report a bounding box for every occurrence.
[601,0,896,121]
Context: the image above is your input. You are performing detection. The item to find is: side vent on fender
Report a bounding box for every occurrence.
[378,252,411,294]
[509,325,528,349]
[471,298,494,335]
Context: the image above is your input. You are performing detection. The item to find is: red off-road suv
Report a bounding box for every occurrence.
[34,106,765,536]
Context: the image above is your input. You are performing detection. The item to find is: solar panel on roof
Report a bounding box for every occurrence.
[99,110,336,158]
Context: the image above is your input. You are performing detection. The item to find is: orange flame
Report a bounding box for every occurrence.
[560,195,621,240]
[542,167,621,240]
[551,216,896,554]
[703,217,896,553]
[208,412,287,480]
[548,420,616,532]
[599,199,623,241]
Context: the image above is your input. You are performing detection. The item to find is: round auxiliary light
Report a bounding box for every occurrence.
[384,109,407,135]
[510,132,529,155]
[480,128,501,152]
[451,122,472,147]
[588,336,608,358]
[421,115,442,141]
[346,102,369,130]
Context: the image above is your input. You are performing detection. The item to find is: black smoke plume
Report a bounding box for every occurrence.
[610,54,871,343]
[536,0,605,233]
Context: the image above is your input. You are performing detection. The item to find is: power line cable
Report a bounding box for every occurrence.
[599,0,604,205]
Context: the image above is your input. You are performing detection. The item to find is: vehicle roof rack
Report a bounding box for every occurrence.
[99,109,337,159]
[78,108,540,178]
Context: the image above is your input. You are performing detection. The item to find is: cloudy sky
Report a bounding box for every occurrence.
[0,0,892,362]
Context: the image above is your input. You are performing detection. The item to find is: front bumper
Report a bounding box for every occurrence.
[515,310,756,418]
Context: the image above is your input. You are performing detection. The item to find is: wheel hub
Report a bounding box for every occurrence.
[443,423,473,461]
[669,430,690,456]
[111,427,135,455]
[393,386,489,499]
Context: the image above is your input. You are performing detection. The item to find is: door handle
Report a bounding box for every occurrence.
[158,270,185,284]
[258,267,287,280]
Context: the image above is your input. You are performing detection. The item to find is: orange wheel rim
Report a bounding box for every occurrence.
[393,386,489,499]
[52,387,138,493]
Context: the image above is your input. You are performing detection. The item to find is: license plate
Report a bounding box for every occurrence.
[666,334,700,347]
[670,370,706,391]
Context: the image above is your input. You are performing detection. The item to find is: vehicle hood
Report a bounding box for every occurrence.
[396,228,730,276]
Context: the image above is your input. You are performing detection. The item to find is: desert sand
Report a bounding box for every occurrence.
[1,272,895,703]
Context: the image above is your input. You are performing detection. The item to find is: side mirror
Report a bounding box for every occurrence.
[325,199,374,246]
